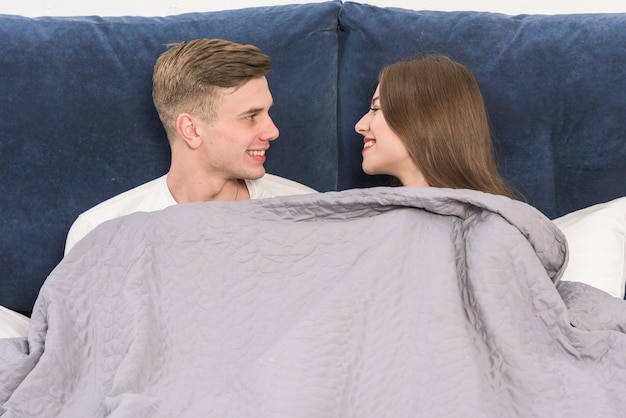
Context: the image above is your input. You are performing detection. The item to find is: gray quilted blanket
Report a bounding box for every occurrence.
[2,187,626,417]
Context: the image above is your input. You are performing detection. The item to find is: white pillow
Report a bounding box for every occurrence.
[552,197,626,298]
[0,304,30,338]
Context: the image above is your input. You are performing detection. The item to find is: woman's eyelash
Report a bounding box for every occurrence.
[370,107,380,112]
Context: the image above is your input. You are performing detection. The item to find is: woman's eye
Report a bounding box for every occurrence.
[370,107,380,113]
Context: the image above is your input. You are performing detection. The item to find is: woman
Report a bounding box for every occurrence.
[355,55,516,198]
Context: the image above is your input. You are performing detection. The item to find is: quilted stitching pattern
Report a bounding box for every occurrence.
[1,187,625,417]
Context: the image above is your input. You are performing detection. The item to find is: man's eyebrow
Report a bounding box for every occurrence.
[238,102,274,116]
[240,107,264,116]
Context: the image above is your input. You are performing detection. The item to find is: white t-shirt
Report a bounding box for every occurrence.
[64,173,316,255]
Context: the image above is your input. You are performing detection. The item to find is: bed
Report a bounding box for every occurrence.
[1,1,625,416]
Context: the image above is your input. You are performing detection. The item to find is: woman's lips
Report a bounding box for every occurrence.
[362,138,375,153]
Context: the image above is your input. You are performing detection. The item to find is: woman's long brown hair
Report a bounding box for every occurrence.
[379,55,518,199]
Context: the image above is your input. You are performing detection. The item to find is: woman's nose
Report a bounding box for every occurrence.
[355,113,369,135]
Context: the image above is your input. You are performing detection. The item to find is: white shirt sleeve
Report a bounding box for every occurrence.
[64,215,99,256]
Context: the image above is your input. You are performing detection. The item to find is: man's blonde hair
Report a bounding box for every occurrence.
[152,38,272,137]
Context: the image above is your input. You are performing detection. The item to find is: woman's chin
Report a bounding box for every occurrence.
[361,165,375,175]
[362,164,385,176]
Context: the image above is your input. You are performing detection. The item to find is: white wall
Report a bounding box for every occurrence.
[1,0,625,17]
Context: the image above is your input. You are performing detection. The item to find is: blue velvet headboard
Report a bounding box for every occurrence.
[1,1,625,315]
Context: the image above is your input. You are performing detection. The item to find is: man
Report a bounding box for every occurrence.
[64,38,316,255]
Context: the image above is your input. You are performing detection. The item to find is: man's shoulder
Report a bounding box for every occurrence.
[80,175,172,221]
[64,175,175,255]
[248,173,317,198]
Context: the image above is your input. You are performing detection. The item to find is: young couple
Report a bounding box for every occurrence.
[1,38,516,338]
[66,38,515,255]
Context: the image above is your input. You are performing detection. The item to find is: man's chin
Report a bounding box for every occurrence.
[244,168,266,181]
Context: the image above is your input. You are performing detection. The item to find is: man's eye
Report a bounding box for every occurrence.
[246,114,257,121]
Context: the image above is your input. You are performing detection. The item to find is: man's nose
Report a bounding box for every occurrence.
[262,115,280,141]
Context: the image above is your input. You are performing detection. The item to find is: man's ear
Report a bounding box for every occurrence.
[175,113,202,149]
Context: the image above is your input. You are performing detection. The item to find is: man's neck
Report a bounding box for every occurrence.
[166,171,248,204]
